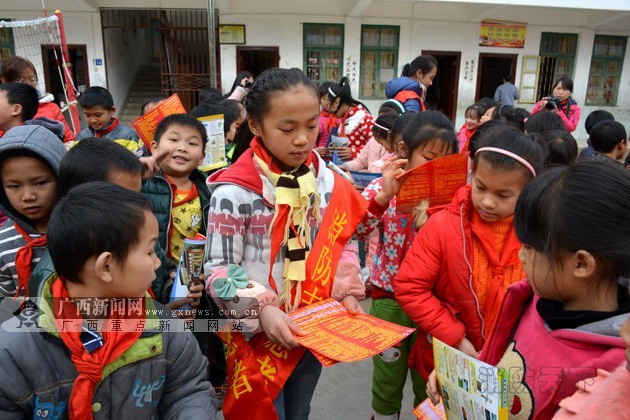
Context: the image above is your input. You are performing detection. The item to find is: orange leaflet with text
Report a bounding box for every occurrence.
[413,400,447,420]
[132,94,187,150]
[290,299,414,364]
[395,152,469,215]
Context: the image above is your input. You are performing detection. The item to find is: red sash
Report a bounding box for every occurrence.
[220,173,367,419]
[394,90,426,111]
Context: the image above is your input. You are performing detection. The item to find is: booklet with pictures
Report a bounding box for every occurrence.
[432,337,509,420]
[169,234,206,309]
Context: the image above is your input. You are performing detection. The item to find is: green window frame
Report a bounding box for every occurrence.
[537,32,578,97]
[586,35,627,106]
[0,19,15,64]
[360,25,399,99]
[303,23,344,84]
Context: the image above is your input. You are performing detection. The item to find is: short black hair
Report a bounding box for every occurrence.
[524,111,566,134]
[0,82,39,121]
[59,138,142,196]
[589,120,627,154]
[199,87,223,104]
[190,102,238,137]
[47,182,152,284]
[153,114,208,149]
[475,97,498,113]
[79,86,114,109]
[585,110,614,135]
[538,130,578,167]
[140,95,168,115]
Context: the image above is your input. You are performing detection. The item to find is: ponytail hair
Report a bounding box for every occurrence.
[401,55,437,78]
[327,76,371,114]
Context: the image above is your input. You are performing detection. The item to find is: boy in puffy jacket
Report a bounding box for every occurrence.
[0,182,217,419]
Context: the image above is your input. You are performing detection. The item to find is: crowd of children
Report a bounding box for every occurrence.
[0,53,627,420]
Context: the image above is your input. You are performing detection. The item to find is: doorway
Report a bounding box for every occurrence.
[422,51,460,122]
[236,46,280,78]
[476,53,517,102]
[41,44,89,107]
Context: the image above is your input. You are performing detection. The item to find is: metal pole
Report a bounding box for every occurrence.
[207,0,218,88]
[55,10,82,133]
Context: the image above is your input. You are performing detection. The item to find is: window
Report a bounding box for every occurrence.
[0,19,15,63]
[303,23,343,84]
[360,25,399,99]
[586,35,627,105]
[537,32,578,98]
[518,56,540,104]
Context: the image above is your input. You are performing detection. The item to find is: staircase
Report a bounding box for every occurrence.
[119,67,163,126]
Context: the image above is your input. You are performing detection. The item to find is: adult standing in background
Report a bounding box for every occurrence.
[530,75,580,133]
[494,74,519,106]
[385,55,437,112]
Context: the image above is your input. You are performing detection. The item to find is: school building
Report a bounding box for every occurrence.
[3,0,629,144]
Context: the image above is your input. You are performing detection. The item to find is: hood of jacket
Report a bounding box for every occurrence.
[0,125,65,232]
[24,117,65,141]
[385,76,422,99]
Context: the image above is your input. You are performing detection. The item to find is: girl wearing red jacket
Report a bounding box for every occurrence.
[428,161,630,419]
[394,125,544,380]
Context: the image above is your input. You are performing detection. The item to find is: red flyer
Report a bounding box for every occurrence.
[132,94,187,150]
[396,152,469,215]
[290,299,414,364]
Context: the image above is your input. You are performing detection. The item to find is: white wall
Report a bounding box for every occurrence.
[102,26,150,109]
[1,10,106,95]
[219,13,630,145]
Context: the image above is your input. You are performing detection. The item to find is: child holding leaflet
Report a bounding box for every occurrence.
[394,125,544,380]
[355,111,458,420]
[427,161,630,418]
[204,68,367,419]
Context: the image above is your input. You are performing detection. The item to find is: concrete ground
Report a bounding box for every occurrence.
[219,297,419,419]
[309,297,417,420]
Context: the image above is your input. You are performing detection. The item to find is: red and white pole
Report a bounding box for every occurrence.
[54,10,81,134]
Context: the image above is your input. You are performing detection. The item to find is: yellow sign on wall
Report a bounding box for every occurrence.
[219,25,246,44]
[479,21,526,49]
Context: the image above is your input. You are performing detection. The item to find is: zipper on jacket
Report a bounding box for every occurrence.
[459,202,485,341]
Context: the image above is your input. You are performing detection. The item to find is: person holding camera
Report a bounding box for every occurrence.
[225,71,254,102]
[530,75,580,133]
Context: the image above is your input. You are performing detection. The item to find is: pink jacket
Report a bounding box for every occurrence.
[342,138,388,173]
[480,280,626,419]
[530,99,581,133]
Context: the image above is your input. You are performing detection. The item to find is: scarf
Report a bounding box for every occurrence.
[470,210,523,336]
[94,117,120,138]
[250,137,321,310]
[52,277,143,419]
[13,223,46,297]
